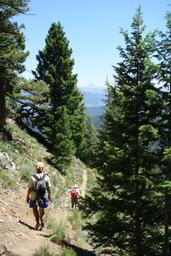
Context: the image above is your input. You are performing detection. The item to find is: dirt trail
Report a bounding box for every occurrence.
[0,169,96,256]
[80,169,87,198]
[0,185,60,256]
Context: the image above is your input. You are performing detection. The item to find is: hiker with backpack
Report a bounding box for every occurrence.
[26,162,51,231]
[69,184,81,209]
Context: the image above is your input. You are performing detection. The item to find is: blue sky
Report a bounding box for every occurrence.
[16,0,170,89]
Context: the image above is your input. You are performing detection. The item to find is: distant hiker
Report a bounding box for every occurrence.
[70,184,81,209]
[26,162,51,231]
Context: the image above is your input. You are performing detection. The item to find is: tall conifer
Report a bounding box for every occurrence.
[83,8,163,255]
[0,0,29,130]
[157,12,171,255]
[32,22,85,168]
[80,115,98,167]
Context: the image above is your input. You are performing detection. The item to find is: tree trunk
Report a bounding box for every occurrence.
[163,74,171,255]
[135,130,143,256]
[135,206,143,256]
[164,189,169,256]
[0,85,6,131]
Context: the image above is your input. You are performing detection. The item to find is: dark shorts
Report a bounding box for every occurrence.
[29,198,48,208]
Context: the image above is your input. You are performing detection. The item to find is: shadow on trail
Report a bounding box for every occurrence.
[62,241,96,256]
[38,233,52,238]
[38,234,96,255]
[18,219,35,230]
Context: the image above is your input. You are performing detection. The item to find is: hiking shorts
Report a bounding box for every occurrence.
[29,198,48,208]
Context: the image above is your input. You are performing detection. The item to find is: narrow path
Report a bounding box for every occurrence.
[80,169,87,198]
[0,168,95,256]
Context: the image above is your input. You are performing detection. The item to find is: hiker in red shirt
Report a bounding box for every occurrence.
[70,184,81,209]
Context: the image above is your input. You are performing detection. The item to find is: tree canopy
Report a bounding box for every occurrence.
[83,8,164,255]
[0,0,29,130]
[30,22,86,170]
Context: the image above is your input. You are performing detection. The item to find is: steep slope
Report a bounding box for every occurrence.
[0,184,59,255]
[0,120,96,256]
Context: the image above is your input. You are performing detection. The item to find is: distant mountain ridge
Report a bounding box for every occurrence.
[80,84,105,128]
[85,106,104,116]
[81,84,106,107]
[86,106,104,129]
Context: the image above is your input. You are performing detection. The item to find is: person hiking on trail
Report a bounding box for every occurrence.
[26,162,51,231]
[70,184,81,209]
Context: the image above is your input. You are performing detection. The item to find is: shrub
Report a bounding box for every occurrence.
[60,247,76,256]
[33,245,56,256]
[49,220,65,243]
[0,168,17,190]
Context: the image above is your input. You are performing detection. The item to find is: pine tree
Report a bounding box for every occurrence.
[0,0,29,130]
[80,115,98,167]
[32,22,85,169]
[83,8,163,255]
[156,12,171,255]
[11,77,50,141]
[49,106,75,172]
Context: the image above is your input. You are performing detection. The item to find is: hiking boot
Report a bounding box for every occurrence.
[35,222,40,230]
[39,223,44,231]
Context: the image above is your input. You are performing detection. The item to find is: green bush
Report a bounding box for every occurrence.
[33,245,56,256]
[19,162,34,182]
[68,211,87,243]
[0,168,17,190]
[68,211,82,231]
[49,220,65,243]
[59,247,76,256]
[46,215,57,230]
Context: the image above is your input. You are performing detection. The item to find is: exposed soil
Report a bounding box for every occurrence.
[0,169,96,256]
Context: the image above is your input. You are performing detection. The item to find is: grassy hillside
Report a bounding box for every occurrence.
[0,119,83,192]
[0,119,96,256]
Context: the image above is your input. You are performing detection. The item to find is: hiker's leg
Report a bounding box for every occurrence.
[71,200,74,209]
[33,206,40,230]
[73,200,76,209]
[37,199,48,230]
[39,207,45,230]
[33,206,39,219]
[75,199,78,209]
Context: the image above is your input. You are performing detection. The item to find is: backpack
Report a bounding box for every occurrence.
[33,173,47,199]
[70,188,78,201]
